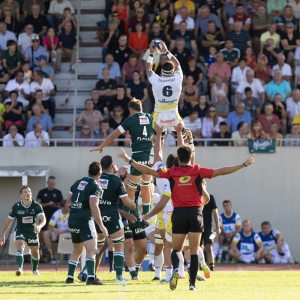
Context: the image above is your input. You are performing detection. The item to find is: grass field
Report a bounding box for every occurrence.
[1,270,300,300]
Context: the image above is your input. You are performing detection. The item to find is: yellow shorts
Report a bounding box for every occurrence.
[166,213,172,234]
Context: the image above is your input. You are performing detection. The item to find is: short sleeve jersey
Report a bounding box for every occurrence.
[48,208,69,231]
[118,112,153,153]
[219,212,241,233]
[69,176,102,223]
[233,231,262,254]
[258,229,280,252]
[202,194,217,231]
[98,173,127,213]
[8,200,44,231]
[148,71,183,112]
[158,165,214,207]
[153,161,172,197]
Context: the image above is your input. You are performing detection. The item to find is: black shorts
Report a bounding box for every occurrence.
[172,206,203,234]
[124,225,146,241]
[200,229,213,246]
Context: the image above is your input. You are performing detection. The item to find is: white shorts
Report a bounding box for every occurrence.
[165,232,172,243]
[268,248,289,260]
[145,224,155,236]
[51,231,58,242]
[153,111,182,132]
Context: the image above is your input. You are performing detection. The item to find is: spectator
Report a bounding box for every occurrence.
[122,53,144,85]
[22,0,45,18]
[0,5,19,35]
[148,22,167,45]
[202,104,224,144]
[0,58,9,90]
[47,0,75,30]
[22,60,32,83]
[152,52,167,75]
[231,58,250,93]
[4,90,22,129]
[126,70,147,102]
[183,108,202,139]
[128,21,148,60]
[289,0,300,19]
[262,38,281,68]
[292,112,300,133]
[102,21,120,63]
[110,35,132,69]
[271,53,292,81]
[75,124,97,147]
[266,122,283,146]
[56,21,81,74]
[286,89,300,126]
[227,102,251,133]
[24,34,47,69]
[283,124,300,146]
[109,105,125,131]
[178,90,192,119]
[237,69,265,104]
[0,0,19,21]
[69,99,103,134]
[260,23,280,54]
[272,92,287,135]
[90,89,109,118]
[34,54,54,81]
[231,121,251,146]
[212,121,233,146]
[96,119,117,146]
[2,39,21,76]
[267,0,288,22]
[173,6,195,31]
[195,94,209,119]
[43,28,58,70]
[128,7,150,35]
[17,24,34,56]
[24,4,48,40]
[36,176,63,231]
[227,21,251,55]
[252,5,273,55]
[277,5,296,34]
[215,90,230,118]
[27,89,49,118]
[247,0,266,17]
[228,3,251,32]
[175,0,195,18]
[112,0,130,22]
[4,69,30,109]
[27,103,53,135]
[152,7,172,36]
[0,21,16,51]
[251,120,267,139]
[211,73,228,104]
[242,87,262,121]
[25,121,50,147]
[200,21,223,64]
[170,21,197,58]
[208,52,231,85]
[97,53,121,85]
[183,56,203,94]
[182,75,198,106]
[204,45,217,70]
[154,0,173,17]
[109,10,125,36]
[30,70,56,119]
[220,39,240,69]
[243,46,256,69]
[3,123,24,146]
[253,54,271,86]
[222,0,246,32]
[195,5,223,40]
[57,7,77,32]
[266,69,291,102]
[109,85,130,118]
[258,103,280,133]
[199,0,222,19]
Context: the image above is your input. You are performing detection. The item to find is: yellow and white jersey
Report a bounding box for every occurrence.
[149,193,160,226]
[48,209,69,231]
[148,72,183,113]
[153,161,172,198]
[162,199,173,225]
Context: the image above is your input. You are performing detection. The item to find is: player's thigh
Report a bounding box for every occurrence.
[126,173,140,183]
[42,230,51,239]
[134,237,147,254]
[172,233,186,251]
[72,242,84,256]
[146,230,155,244]
[83,238,97,257]
[29,245,39,257]
[187,232,202,255]
[141,173,151,181]
[110,228,125,252]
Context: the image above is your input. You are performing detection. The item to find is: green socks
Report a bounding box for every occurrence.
[114,252,124,276]
[135,263,141,273]
[68,260,78,278]
[86,257,95,279]
[142,202,150,214]
[31,256,40,272]
[128,266,137,278]
[16,251,24,270]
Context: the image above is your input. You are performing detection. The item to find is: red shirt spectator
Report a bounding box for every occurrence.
[128,22,148,59]
[207,53,231,85]
[122,54,144,85]
[128,7,150,34]
[258,104,280,133]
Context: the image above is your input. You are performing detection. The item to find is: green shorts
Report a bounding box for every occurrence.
[68,220,97,244]
[128,152,151,176]
[96,212,124,236]
[124,225,147,241]
[14,229,39,246]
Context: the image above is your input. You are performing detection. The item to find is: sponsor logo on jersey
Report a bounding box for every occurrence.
[77,181,88,191]
[134,227,145,234]
[160,118,176,124]
[139,116,150,124]
[224,225,233,232]
[22,216,33,223]
[160,167,168,173]
[99,200,111,205]
[102,216,111,222]
[179,176,191,183]
[241,245,251,251]
[70,228,80,233]
[71,202,82,209]
[17,210,25,215]
[99,179,109,189]
[28,239,38,244]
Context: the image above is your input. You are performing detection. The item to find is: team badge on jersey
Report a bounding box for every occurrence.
[77,181,88,190]
[99,179,109,189]
[139,116,150,124]
[179,176,191,183]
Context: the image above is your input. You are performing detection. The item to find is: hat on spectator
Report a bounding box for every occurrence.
[37,55,47,61]
[31,34,39,40]
[258,54,268,64]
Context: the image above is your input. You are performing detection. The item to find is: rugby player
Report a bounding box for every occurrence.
[229,220,268,264]
[118,146,255,291]
[216,200,241,263]
[91,99,153,224]
[66,161,108,285]
[0,186,46,276]
[258,221,295,264]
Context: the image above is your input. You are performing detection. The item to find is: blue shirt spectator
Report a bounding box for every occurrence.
[24,36,48,68]
[226,103,251,132]
[97,53,121,83]
[266,76,292,102]
[28,106,53,134]
[58,30,77,49]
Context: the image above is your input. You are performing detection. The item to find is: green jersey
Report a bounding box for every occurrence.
[8,200,44,231]
[98,173,127,213]
[123,185,141,228]
[118,112,153,152]
[69,176,103,224]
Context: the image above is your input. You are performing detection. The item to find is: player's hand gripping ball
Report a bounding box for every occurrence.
[153,39,163,53]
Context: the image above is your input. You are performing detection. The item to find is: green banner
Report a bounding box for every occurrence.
[248,139,276,153]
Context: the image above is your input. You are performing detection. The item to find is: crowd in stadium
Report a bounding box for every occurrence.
[0,0,300,146]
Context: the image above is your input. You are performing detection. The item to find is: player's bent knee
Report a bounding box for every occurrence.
[155,233,164,245]
[140,179,151,186]
[128,180,139,188]
[112,235,125,244]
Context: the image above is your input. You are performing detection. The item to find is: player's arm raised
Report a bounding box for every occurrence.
[160,40,182,75]
[212,155,255,178]
[0,217,13,246]
[153,123,164,164]
[145,40,156,78]
[90,128,122,153]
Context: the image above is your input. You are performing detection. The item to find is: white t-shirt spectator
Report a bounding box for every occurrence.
[295,66,300,85]
[4,79,30,109]
[232,131,251,146]
[0,30,17,51]
[271,63,292,77]
[173,15,195,30]
[30,78,54,101]
[236,78,264,100]
[231,66,251,85]
[25,130,50,147]
[48,0,75,15]
[3,133,24,147]
[286,97,300,120]
[183,116,202,132]
[17,32,34,55]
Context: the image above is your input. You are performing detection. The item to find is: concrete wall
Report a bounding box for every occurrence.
[0,147,299,257]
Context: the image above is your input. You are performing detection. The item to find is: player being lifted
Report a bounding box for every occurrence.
[91,99,153,225]
[0,186,46,276]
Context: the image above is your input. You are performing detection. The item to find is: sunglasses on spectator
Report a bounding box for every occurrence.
[209,110,216,112]
[286,26,293,29]
[32,40,39,43]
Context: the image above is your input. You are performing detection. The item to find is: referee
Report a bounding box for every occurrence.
[118,146,255,291]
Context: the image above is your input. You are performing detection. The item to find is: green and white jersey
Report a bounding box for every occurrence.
[69,176,103,223]
[8,200,44,231]
[98,173,127,213]
[118,112,153,153]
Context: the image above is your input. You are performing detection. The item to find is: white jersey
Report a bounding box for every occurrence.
[48,209,69,231]
[162,199,173,224]
[148,71,183,112]
[153,161,172,197]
